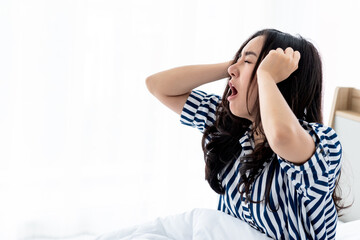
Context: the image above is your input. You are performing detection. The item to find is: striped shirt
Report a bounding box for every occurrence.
[180,90,342,240]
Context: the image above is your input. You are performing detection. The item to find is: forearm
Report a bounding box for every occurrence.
[257,73,299,142]
[146,61,231,96]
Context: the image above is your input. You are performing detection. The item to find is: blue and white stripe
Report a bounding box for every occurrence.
[180,90,343,240]
[180,90,220,133]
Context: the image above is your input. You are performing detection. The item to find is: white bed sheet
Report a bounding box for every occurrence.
[95,208,270,240]
[337,219,360,240]
[94,208,360,240]
[22,208,360,240]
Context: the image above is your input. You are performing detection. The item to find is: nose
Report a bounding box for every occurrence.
[227,62,239,78]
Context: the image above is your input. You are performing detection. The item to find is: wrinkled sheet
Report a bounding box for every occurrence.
[21,208,360,240]
[94,208,360,240]
[95,208,271,240]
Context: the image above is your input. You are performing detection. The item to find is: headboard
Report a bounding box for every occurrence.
[329,87,360,222]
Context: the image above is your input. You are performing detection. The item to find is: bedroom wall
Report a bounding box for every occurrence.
[0,0,359,239]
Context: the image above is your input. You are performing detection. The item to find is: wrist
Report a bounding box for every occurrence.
[256,71,277,84]
[219,60,232,79]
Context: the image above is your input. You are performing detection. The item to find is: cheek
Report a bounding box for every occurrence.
[248,85,258,108]
[239,77,256,98]
[243,79,258,106]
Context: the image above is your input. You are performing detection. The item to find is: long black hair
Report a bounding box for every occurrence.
[202,28,346,213]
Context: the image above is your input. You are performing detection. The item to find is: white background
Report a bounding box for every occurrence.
[1,0,359,239]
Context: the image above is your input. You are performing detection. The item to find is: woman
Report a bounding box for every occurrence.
[146,28,344,239]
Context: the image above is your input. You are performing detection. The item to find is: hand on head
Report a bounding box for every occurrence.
[257,47,301,84]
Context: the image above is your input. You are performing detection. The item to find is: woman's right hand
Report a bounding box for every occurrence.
[257,47,301,84]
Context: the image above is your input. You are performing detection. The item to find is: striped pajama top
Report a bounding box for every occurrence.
[180,90,342,240]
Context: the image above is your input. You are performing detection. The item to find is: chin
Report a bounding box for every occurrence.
[229,105,242,118]
[229,106,252,120]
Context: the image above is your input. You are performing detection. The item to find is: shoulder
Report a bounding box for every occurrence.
[185,90,222,108]
[180,89,222,133]
[276,119,343,200]
[298,119,341,155]
[278,119,342,179]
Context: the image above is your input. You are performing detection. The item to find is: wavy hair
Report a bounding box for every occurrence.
[201,28,347,214]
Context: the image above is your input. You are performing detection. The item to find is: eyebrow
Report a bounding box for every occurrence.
[239,51,258,58]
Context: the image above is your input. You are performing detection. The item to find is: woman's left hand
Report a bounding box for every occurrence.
[257,47,301,84]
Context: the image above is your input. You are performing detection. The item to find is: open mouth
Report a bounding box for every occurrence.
[228,81,238,97]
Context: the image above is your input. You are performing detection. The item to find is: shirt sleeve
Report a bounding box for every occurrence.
[180,89,221,133]
[277,119,342,201]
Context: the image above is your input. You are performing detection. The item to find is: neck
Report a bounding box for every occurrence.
[251,124,265,145]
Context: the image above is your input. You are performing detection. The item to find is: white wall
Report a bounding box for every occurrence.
[0,0,359,239]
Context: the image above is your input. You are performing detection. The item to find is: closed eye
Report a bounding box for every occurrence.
[236,58,252,64]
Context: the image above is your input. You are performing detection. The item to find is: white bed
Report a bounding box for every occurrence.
[17,207,360,240]
[94,208,358,240]
[90,208,360,240]
[94,208,270,240]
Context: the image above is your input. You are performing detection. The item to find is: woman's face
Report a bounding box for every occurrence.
[227,35,265,121]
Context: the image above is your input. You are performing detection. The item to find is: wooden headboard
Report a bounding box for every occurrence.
[328,87,360,222]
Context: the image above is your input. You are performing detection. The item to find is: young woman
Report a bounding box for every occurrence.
[146,29,344,239]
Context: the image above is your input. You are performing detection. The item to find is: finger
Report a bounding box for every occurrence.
[276,48,284,54]
[294,50,301,61]
[284,47,294,56]
[293,50,301,65]
[269,49,277,54]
